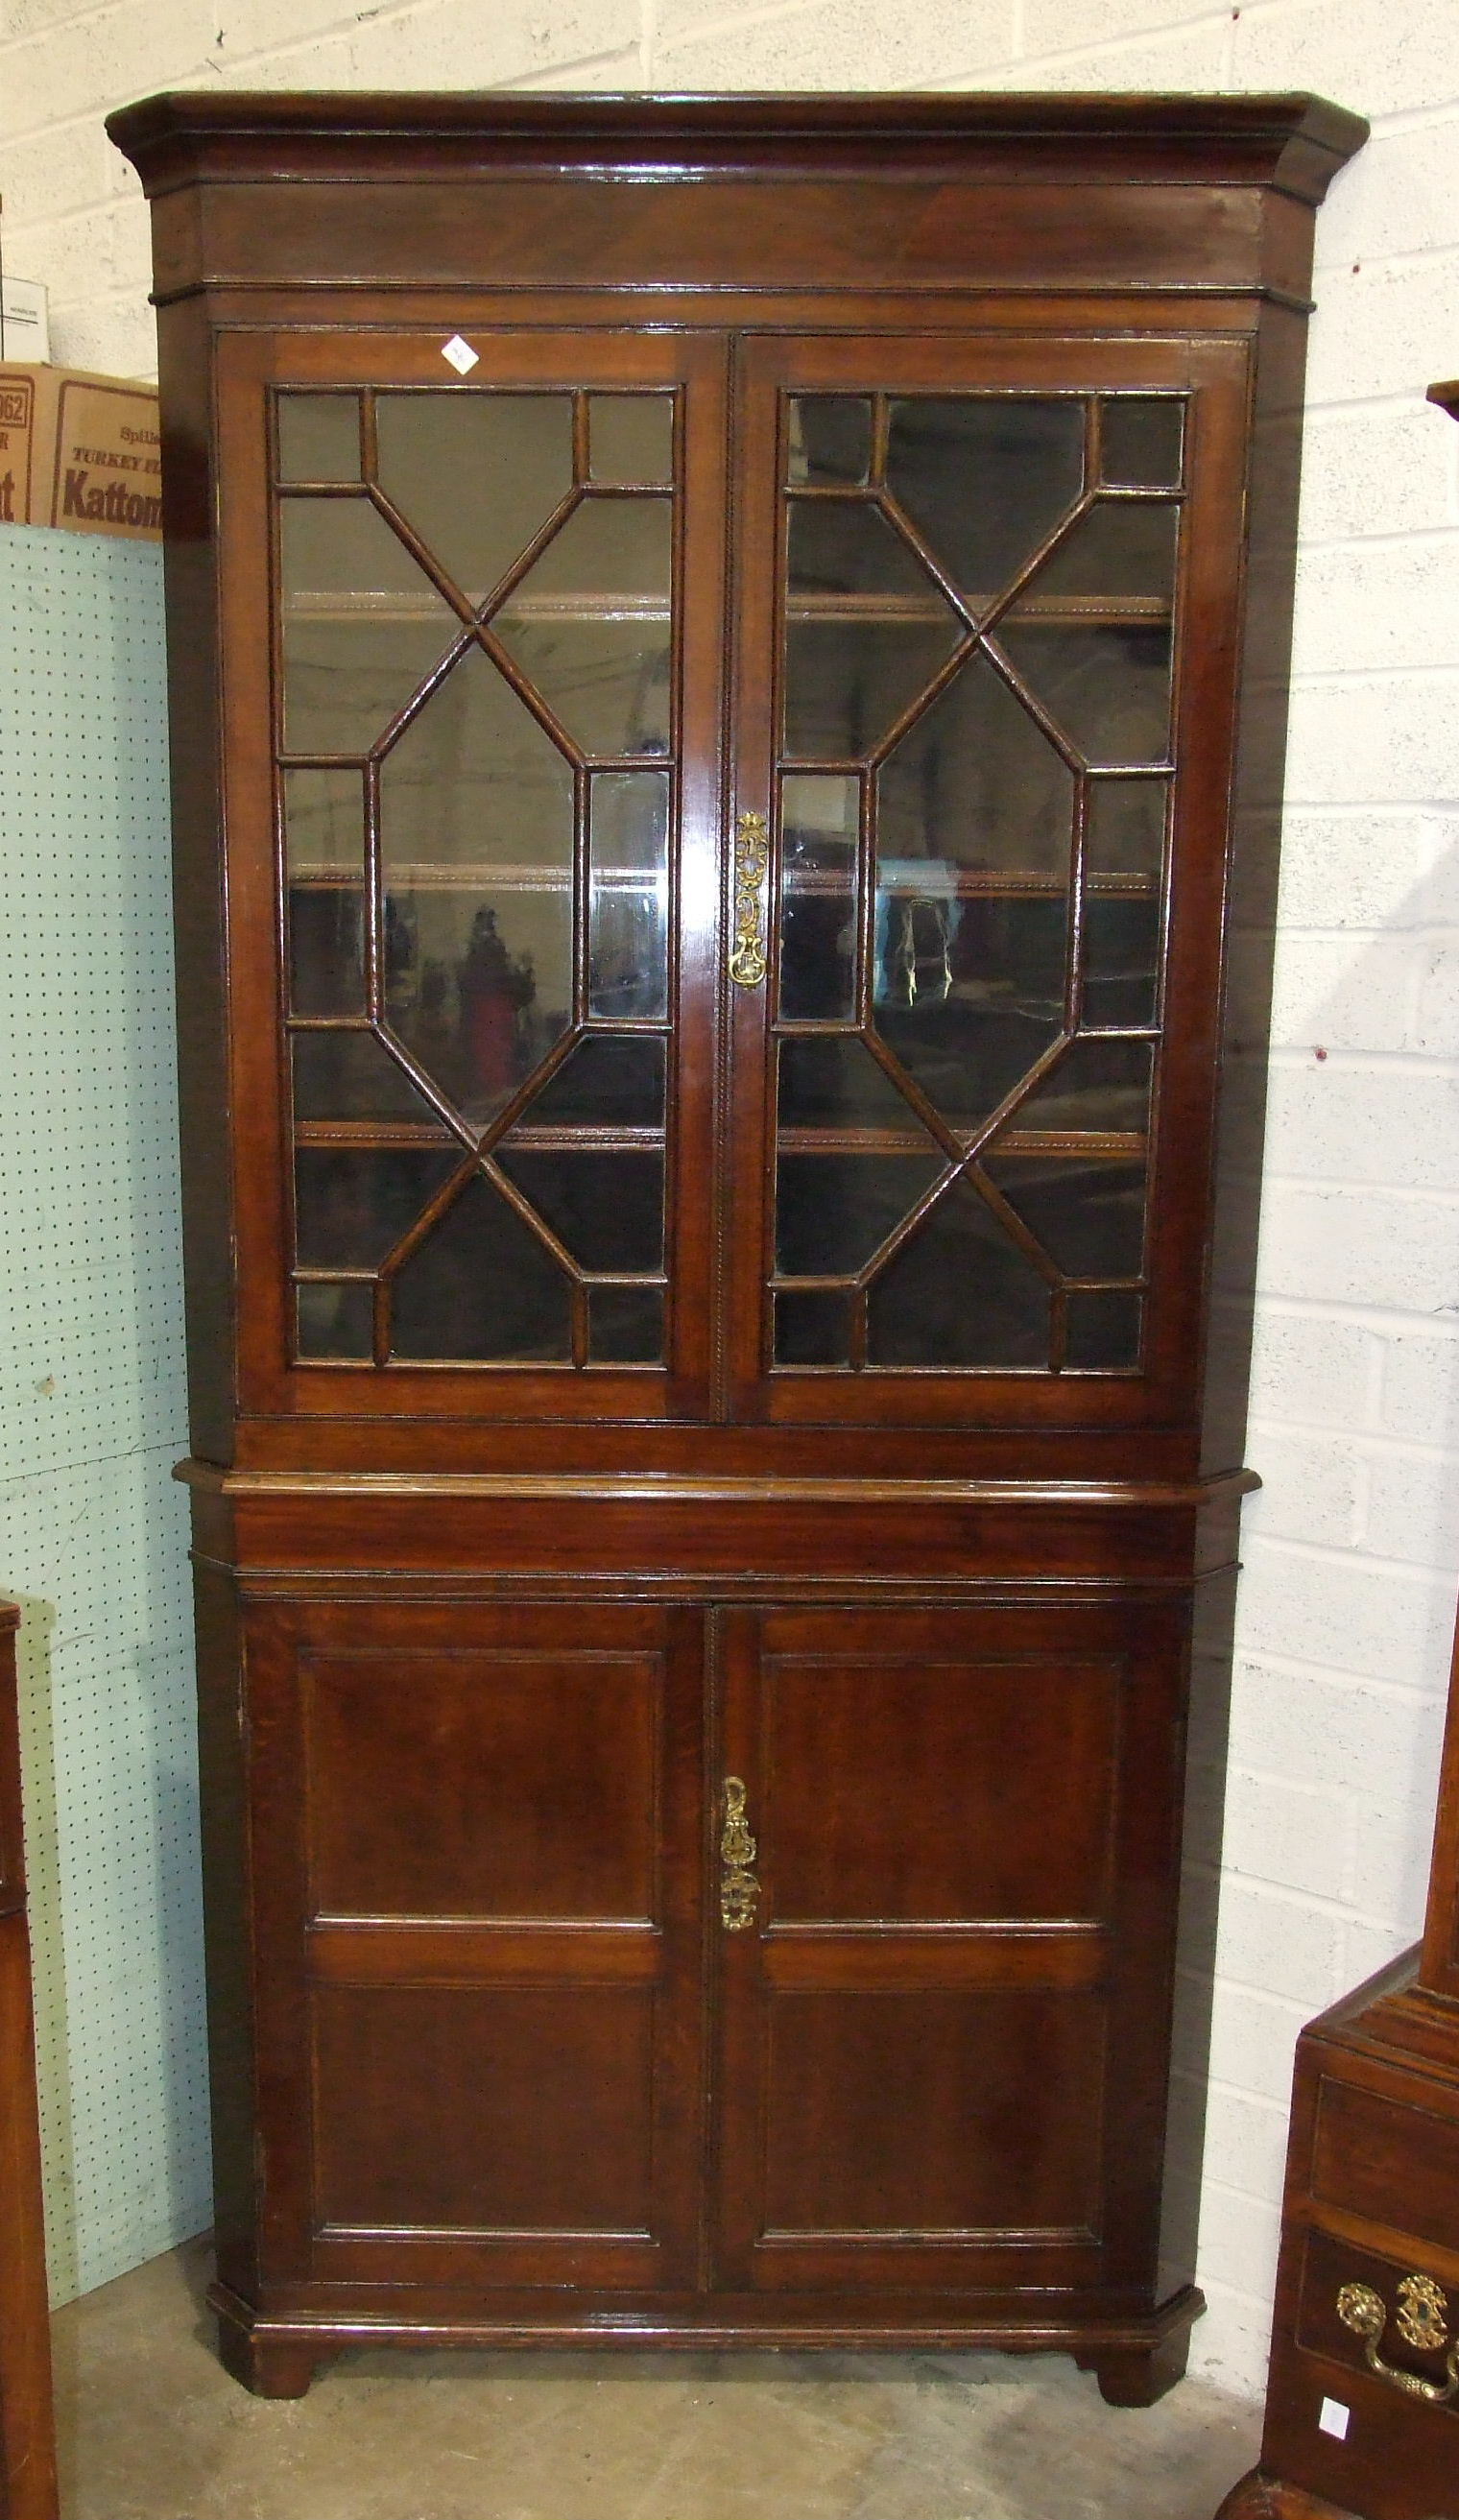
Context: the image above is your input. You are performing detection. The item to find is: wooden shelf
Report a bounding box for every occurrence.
[777,1126,1146,1157]
[295,1120,665,1150]
[288,864,666,891]
[787,589,1171,626]
[783,866,1158,898]
[285,590,671,623]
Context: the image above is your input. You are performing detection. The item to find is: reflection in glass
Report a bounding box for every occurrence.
[784,619,959,763]
[284,767,364,874]
[775,1287,850,1366]
[778,1035,924,1132]
[1101,397,1184,489]
[780,774,858,1019]
[391,1175,571,1361]
[1066,1288,1142,1368]
[277,395,361,483]
[776,1152,943,1278]
[1014,499,1177,604]
[886,397,1085,597]
[998,621,1173,768]
[280,498,456,757]
[521,1035,664,1128]
[496,1150,663,1273]
[787,398,872,488]
[289,890,365,1019]
[590,1284,663,1362]
[295,1146,459,1269]
[1087,779,1167,878]
[789,501,951,606]
[297,1282,374,1360]
[375,393,573,603]
[293,1029,446,1126]
[1008,1038,1152,1136]
[983,1155,1147,1280]
[868,1180,1049,1368]
[876,653,1075,876]
[497,496,673,758]
[873,899,1066,1132]
[590,396,674,486]
[589,771,669,1019]
[1084,897,1160,1028]
[379,644,574,873]
[384,886,572,1130]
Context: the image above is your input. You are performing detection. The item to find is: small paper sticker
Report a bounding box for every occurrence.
[1318,2397,1351,2441]
[442,334,479,375]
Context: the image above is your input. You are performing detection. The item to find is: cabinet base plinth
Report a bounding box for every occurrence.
[1075,2324,1192,2407]
[212,2291,336,2401]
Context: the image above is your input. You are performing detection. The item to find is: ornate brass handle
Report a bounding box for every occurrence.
[728,811,769,989]
[1337,2275,1459,2404]
[720,1776,760,1930]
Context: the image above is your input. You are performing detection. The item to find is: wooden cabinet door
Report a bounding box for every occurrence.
[723,330,1249,1432]
[215,327,728,1426]
[712,1601,1188,2299]
[245,1596,706,2292]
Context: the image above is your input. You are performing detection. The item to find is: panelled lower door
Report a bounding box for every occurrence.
[247,1597,706,2292]
[713,1601,1188,2299]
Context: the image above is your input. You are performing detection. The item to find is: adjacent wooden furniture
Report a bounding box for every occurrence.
[1212,376,1459,2520]
[0,1603,59,2520]
[108,88,1366,2404]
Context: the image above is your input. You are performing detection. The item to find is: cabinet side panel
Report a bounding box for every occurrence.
[192,1556,255,2297]
[155,291,236,1465]
[1200,301,1312,1479]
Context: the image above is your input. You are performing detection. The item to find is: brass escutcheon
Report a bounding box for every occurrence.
[729,811,769,990]
[720,1775,760,1930]
[1337,2275,1459,2405]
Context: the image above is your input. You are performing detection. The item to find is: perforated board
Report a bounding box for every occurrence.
[0,525,210,2302]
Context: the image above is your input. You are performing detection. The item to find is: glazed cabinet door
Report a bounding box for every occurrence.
[724,332,1249,1429]
[712,1600,1189,2300]
[215,328,727,1424]
[243,1596,706,2292]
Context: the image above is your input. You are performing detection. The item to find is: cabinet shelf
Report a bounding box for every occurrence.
[783,867,1158,899]
[777,1126,1146,1157]
[287,866,665,891]
[283,589,1169,629]
[294,1120,665,1151]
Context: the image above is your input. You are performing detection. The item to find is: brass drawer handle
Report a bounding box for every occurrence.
[1337,2276,1459,2404]
[729,811,769,989]
[720,1776,759,1930]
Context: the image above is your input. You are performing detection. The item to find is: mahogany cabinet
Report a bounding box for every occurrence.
[108,88,1365,2403]
[0,1603,59,2520]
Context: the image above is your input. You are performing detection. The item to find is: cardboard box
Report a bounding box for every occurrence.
[0,364,161,540]
[0,277,50,364]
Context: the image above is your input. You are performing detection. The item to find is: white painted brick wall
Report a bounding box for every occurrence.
[4,0,1458,2410]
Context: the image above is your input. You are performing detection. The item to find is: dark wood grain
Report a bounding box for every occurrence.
[107,90,1365,2401]
[0,1604,59,2520]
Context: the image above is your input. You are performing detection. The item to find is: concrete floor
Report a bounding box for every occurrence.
[51,2239,1260,2520]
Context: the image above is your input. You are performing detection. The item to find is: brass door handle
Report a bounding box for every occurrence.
[729,811,769,989]
[719,1776,760,1930]
[1337,2276,1459,2404]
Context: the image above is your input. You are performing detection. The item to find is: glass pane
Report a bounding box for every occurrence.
[495,1150,663,1273]
[590,396,674,486]
[780,774,858,1020]
[886,397,1086,599]
[379,644,574,875]
[289,889,364,1019]
[787,397,872,488]
[277,395,360,483]
[877,653,1075,877]
[590,1284,663,1363]
[1084,897,1160,1028]
[519,1036,664,1128]
[775,1287,850,1366]
[384,887,572,1131]
[293,1029,447,1126]
[375,393,573,604]
[784,618,958,763]
[776,1153,944,1278]
[982,1155,1148,1280]
[873,898,1065,1134]
[997,621,1173,768]
[788,501,952,607]
[590,771,669,1020]
[1006,1038,1152,1136]
[297,1282,374,1360]
[279,499,456,757]
[1065,1288,1142,1368]
[1101,397,1184,489]
[295,1147,459,1269]
[1016,500,1178,604]
[284,767,363,874]
[497,496,672,758]
[1087,779,1167,879]
[778,1036,924,1133]
[868,1180,1050,1369]
[392,1173,571,1362]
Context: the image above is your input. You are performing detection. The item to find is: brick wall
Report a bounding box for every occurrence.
[3,0,1457,2404]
